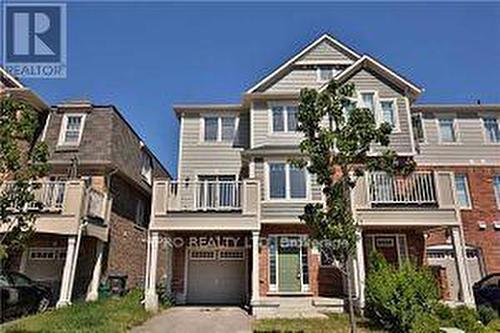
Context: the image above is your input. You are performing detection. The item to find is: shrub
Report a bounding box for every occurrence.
[365,251,440,333]
[410,312,441,333]
[435,304,487,333]
[477,305,498,325]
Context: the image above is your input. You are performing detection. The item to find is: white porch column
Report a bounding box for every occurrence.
[145,232,159,312]
[250,230,260,305]
[86,240,104,301]
[57,236,77,308]
[165,237,173,296]
[354,229,366,310]
[450,226,475,306]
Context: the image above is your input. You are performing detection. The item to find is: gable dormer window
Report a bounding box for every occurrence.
[58,114,86,146]
[317,67,335,82]
[203,115,237,142]
[271,105,298,133]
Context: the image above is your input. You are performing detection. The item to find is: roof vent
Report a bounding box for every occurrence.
[478,221,487,230]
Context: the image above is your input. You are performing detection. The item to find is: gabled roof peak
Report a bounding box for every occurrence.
[246,33,361,94]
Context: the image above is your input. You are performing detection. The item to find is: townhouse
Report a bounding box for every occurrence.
[144,34,477,317]
[0,68,170,307]
[411,104,500,301]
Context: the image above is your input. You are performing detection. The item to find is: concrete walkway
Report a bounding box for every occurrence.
[131,306,252,333]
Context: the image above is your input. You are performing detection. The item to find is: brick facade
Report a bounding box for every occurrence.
[426,166,500,273]
[167,226,428,302]
[106,212,149,289]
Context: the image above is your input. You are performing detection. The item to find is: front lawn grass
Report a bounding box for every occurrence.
[2,289,154,333]
[253,313,381,333]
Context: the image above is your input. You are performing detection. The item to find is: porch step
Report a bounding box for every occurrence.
[253,297,344,319]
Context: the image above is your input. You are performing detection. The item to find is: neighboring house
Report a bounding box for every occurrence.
[0,68,170,307]
[411,104,500,301]
[144,34,474,317]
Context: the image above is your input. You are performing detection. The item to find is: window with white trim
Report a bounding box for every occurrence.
[380,100,397,128]
[483,117,500,143]
[140,151,153,184]
[438,118,457,143]
[203,116,237,142]
[269,163,307,199]
[454,174,471,208]
[317,67,337,82]
[493,175,500,208]
[271,105,298,133]
[360,92,375,113]
[58,114,86,146]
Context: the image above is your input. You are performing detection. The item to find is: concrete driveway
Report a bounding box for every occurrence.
[131,306,252,333]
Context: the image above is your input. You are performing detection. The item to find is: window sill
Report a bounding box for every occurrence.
[55,145,80,152]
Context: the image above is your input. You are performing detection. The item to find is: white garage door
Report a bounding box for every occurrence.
[427,245,485,301]
[24,247,66,296]
[187,249,246,304]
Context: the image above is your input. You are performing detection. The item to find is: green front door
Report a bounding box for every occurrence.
[278,240,301,292]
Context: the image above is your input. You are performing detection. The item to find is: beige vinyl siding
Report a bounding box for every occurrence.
[178,111,248,181]
[347,69,413,155]
[252,68,414,155]
[415,111,500,165]
[252,100,304,147]
[254,159,265,200]
[261,202,307,222]
[295,40,355,64]
[252,158,323,221]
[264,68,324,93]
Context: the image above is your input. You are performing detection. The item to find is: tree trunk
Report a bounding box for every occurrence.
[345,258,357,333]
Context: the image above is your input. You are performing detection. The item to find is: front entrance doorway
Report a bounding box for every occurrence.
[269,236,309,293]
[278,242,301,292]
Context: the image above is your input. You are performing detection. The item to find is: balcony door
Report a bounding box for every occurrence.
[197,175,238,210]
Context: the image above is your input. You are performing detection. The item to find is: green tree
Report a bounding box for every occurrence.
[0,96,49,265]
[294,81,414,332]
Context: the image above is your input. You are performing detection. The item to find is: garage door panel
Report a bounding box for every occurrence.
[187,250,246,304]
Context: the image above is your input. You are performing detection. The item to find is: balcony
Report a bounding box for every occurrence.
[0,180,110,239]
[151,180,260,231]
[353,171,460,228]
[368,172,437,207]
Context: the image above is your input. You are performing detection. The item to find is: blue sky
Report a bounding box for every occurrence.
[13,2,500,176]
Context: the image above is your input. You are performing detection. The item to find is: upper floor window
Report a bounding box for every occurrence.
[58,114,86,146]
[411,113,425,143]
[380,100,397,128]
[140,151,153,184]
[494,175,500,208]
[268,162,307,200]
[454,174,471,208]
[438,118,457,143]
[271,105,298,133]
[483,117,500,143]
[317,67,336,82]
[203,116,237,142]
[360,92,375,112]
